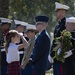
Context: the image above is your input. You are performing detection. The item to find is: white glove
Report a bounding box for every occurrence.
[19,33,23,37]
[57,48,61,55]
[48,54,54,63]
[64,50,72,58]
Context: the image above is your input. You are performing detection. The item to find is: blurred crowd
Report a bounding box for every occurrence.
[0,2,75,75]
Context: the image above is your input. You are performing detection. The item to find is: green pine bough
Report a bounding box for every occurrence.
[53,30,72,62]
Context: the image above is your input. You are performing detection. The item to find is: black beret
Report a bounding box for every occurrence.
[35,15,49,22]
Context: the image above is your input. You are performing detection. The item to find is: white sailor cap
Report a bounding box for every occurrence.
[66,17,75,23]
[14,20,28,27]
[55,2,70,11]
[26,24,37,30]
[0,17,12,23]
[26,24,38,33]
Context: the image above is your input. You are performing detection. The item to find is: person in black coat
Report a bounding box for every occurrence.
[62,17,75,75]
[29,15,50,75]
[0,18,12,75]
[50,2,70,75]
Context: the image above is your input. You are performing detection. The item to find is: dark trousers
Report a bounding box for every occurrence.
[23,64,32,75]
[53,63,63,75]
[63,63,75,75]
[21,68,26,75]
[32,69,45,75]
[1,65,7,75]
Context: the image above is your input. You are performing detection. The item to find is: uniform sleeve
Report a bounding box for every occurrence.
[50,25,58,57]
[71,46,75,55]
[50,40,56,57]
[50,25,57,57]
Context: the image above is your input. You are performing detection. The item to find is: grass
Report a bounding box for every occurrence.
[46,68,53,75]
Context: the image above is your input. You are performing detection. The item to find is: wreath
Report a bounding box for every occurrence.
[53,30,72,62]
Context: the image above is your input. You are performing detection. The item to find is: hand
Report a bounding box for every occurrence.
[21,64,24,69]
[19,33,23,37]
[48,54,54,63]
[57,48,61,55]
[64,50,72,58]
[21,58,33,69]
[27,58,33,65]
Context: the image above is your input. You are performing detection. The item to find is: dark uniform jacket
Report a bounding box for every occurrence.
[71,31,75,63]
[31,30,50,70]
[1,29,9,66]
[64,31,75,64]
[50,17,66,63]
[63,31,75,75]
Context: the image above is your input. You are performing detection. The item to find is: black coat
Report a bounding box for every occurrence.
[50,17,66,63]
[63,31,75,75]
[31,30,50,70]
[64,31,75,63]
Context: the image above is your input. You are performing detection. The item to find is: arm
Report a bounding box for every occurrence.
[21,52,26,69]
[21,38,35,68]
[18,36,28,50]
[50,40,56,57]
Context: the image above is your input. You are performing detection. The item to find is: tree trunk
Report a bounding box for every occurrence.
[0,0,9,18]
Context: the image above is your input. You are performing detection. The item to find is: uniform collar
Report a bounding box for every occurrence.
[38,30,45,35]
[58,17,66,23]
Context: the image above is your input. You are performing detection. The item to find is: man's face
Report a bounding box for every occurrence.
[2,23,10,31]
[26,30,35,39]
[66,23,75,31]
[35,22,45,32]
[55,9,67,19]
[16,25,26,32]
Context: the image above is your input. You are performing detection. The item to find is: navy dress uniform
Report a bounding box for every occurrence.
[62,17,75,75]
[14,20,29,75]
[51,18,66,75]
[0,18,12,75]
[29,16,50,75]
[21,24,38,75]
[50,2,70,75]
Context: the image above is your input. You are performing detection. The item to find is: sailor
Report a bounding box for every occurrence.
[63,17,75,75]
[50,2,70,75]
[14,20,29,75]
[0,17,12,75]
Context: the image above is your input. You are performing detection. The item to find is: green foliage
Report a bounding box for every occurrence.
[53,30,72,62]
[0,0,9,18]
[0,0,74,32]
[9,0,74,32]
